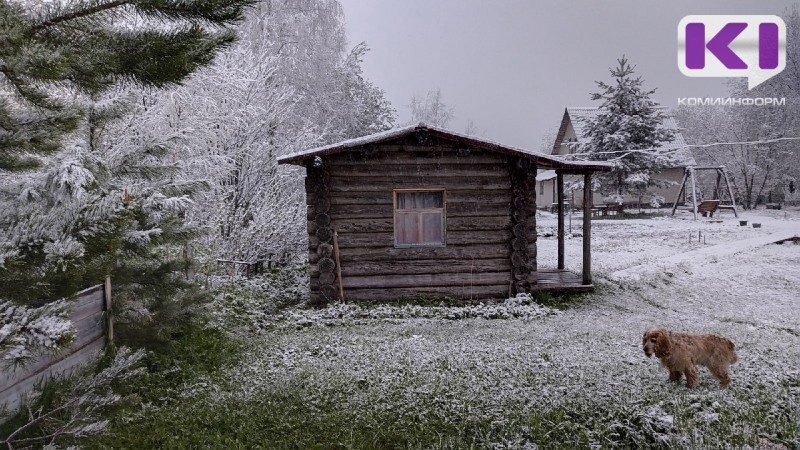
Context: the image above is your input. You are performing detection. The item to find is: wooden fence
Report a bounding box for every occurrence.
[0,279,111,415]
[215,251,293,278]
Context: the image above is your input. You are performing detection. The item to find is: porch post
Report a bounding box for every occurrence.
[582,172,592,285]
[556,171,565,270]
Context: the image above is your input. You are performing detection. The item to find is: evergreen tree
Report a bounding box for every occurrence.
[1,0,254,362]
[583,56,675,206]
[0,0,254,172]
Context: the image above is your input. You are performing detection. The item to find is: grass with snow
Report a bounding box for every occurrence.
[87,209,799,448]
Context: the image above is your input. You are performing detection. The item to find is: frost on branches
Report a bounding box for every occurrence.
[144,0,396,263]
[582,56,675,206]
[674,6,800,211]
[1,0,254,379]
[0,299,74,368]
[0,0,254,172]
[1,347,145,448]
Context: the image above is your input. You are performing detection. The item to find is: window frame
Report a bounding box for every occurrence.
[392,188,447,248]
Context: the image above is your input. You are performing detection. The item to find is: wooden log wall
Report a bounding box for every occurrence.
[305,162,338,306]
[509,158,537,293]
[305,140,535,303]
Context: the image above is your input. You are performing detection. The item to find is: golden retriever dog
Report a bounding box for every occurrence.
[642,327,738,388]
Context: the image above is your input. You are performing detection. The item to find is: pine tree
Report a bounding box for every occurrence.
[583,56,675,206]
[0,0,254,172]
[1,0,254,362]
[81,91,212,343]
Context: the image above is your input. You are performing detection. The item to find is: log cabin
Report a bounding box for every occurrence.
[278,123,612,305]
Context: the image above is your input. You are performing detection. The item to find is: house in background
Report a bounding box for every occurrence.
[537,107,695,210]
[278,123,611,305]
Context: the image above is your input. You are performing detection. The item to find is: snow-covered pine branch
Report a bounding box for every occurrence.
[1,347,145,447]
[0,299,74,368]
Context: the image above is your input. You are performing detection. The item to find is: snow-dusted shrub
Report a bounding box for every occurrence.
[649,195,665,209]
[206,265,309,328]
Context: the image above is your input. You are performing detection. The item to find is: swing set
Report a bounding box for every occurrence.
[670,166,739,220]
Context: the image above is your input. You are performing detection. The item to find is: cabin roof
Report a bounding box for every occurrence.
[278,123,613,172]
[553,107,696,167]
[536,169,557,181]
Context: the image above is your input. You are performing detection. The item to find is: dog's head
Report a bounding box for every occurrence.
[642,327,671,358]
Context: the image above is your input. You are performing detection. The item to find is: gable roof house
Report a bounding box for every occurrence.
[537,107,695,210]
[278,123,611,305]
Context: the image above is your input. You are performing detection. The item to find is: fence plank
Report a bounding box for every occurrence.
[104,276,113,345]
[0,282,108,419]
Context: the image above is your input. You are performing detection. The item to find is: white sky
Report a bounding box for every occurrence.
[338,0,797,151]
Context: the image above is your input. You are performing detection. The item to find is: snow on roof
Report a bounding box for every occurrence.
[278,123,613,172]
[536,170,557,181]
[561,107,696,167]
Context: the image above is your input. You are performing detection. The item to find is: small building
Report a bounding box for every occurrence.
[537,107,695,210]
[278,123,612,305]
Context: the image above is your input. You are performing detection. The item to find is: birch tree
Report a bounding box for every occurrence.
[409,88,454,128]
[675,85,797,209]
[675,7,800,208]
[149,0,396,263]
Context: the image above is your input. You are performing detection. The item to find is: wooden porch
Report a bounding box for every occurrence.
[548,171,595,291]
[532,269,594,293]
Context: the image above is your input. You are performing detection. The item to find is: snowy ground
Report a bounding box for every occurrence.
[211,207,799,447]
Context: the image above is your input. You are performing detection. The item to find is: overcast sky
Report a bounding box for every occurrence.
[337,0,796,151]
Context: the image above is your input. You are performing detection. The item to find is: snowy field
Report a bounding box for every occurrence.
[206,208,800,448]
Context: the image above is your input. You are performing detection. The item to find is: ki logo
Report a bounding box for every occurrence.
[678,15,786,89]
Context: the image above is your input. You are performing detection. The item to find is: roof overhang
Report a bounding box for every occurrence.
[278,123,613,172]
[536,170,557,181]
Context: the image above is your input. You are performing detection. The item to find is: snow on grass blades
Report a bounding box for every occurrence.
[77,208,800,448]
[262,294,559,329]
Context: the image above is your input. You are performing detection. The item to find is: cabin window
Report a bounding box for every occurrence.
[393,190,446,247]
